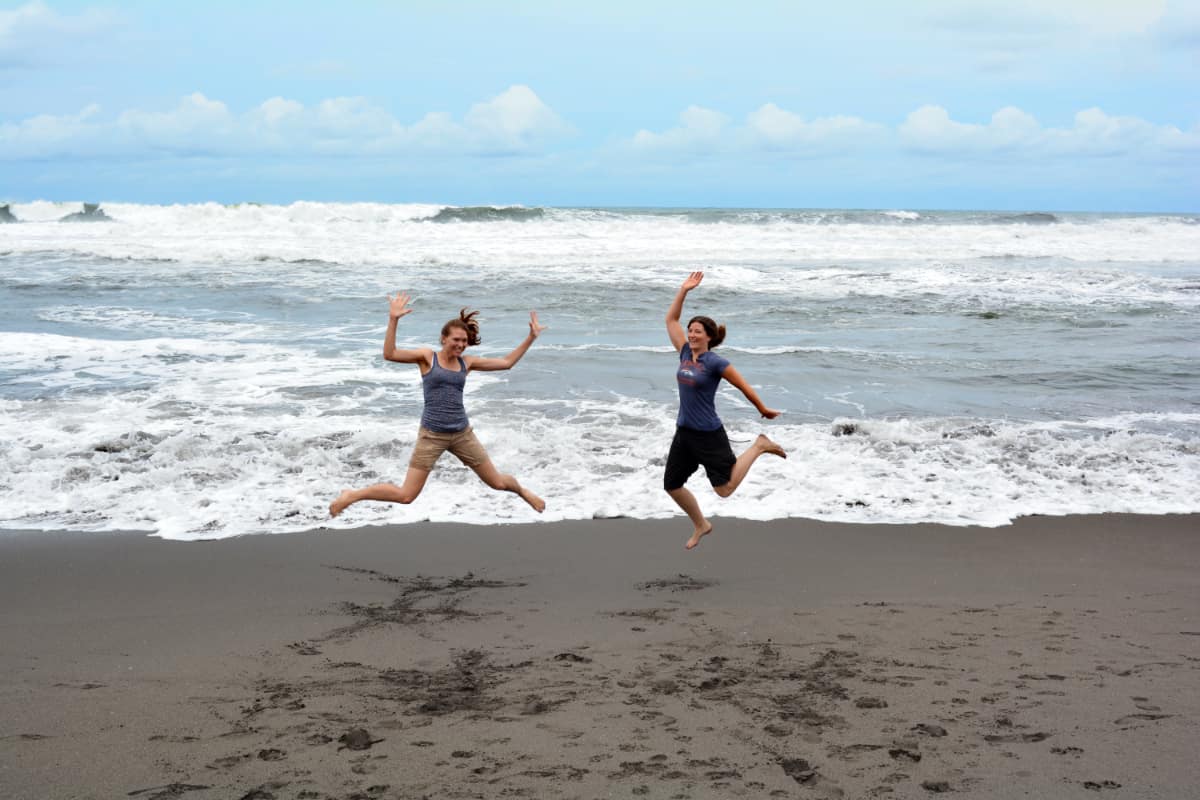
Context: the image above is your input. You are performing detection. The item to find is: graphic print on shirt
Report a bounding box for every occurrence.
[677,357,704,387]
[676,355,710,388]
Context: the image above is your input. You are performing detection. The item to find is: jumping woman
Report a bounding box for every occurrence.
[329,293,546,518]
[664,271,786,549]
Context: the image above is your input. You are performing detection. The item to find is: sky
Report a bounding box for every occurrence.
[1,0,1197,210]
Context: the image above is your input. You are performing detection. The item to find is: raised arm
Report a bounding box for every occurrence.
[721,365,781,419]
[382,292,431,366]
[666,271,704,351]
[467,312,547,372]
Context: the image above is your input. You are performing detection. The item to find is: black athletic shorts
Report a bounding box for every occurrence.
[664,425,736,491]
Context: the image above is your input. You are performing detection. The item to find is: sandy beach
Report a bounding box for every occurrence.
[1,513,1197,799]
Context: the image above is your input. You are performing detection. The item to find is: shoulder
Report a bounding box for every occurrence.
[706,351,731,373]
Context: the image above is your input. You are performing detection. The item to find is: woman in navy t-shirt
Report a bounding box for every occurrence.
[664,271,786,549]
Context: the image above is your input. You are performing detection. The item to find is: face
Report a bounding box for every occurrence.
[687,321,711,351]
[442,327,469,356]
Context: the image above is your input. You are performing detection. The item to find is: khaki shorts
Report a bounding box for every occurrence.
[409,425,490,472]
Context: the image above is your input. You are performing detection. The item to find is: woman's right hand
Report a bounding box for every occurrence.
[388,292,413,319]
[681,271,704,292]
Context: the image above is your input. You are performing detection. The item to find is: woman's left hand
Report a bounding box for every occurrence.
[529,311,547,338]
[760,408,781,420]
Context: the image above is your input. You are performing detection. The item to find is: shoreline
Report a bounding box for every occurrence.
[2,513,1198,798]
[4,506,1199,542]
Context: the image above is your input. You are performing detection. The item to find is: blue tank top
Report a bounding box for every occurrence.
[420,353,469,432]
[676,344,730,431]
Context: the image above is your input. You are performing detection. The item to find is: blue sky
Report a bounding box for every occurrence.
[2,1,1197,210]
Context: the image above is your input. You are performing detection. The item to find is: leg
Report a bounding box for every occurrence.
[452,427,545,513]
[470,459,546,513]
[667,487,713,550]
[664,428,711,548]
[713,434,786,498]
[329,467,431,517]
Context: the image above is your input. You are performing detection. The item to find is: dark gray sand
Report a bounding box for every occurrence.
[2,514,1198,798]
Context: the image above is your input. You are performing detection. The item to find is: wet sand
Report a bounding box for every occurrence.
[1,514,1198,799]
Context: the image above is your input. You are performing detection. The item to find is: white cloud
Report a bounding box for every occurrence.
[118,93,236,144]
[252,97,304,127]
[312,97,397,139]
[900,104,1200,157]
[0,85,575,160]
[463,85,575,149]
[899,105,1038,153]
[0,1,120,69]
[920,0,1173,75]
[743,104,883,151]
[631,106,730,153]
[0,104,102,155]
[4,89,1194,170]
[1151,0,1200,48]
[626,101,1196,165]
[630,103,879,157]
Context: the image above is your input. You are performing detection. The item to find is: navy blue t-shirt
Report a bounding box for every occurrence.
[676,344,730,431]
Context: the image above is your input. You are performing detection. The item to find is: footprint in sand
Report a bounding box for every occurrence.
[338,728,383,751]
[1114,713,1172,725]
[1052,746,1085,756]
[1131,696,1161,711]
[127,784,211,799]
[779,758,846,798]
[912,723,948,737]
[1083,780,1122,791]
[984,732,1050,743]
[636,574,716,592]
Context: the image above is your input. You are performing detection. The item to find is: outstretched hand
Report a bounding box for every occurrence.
[681,271,704,292]
[528,311,547,338]
[760,408,782,420]
[388,292,413,319]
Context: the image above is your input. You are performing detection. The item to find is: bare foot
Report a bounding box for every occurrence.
[757,434,787,459]
[520,488,546,513]
[685,524,713,550]
[329,490,354,518]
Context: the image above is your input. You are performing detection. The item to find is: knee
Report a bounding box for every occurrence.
[484,474,509,491]
[388,483,417,505]
[713,484,734,498]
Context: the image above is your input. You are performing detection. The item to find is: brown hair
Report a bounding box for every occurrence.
[687,315,726,348]
[442,308,481,346]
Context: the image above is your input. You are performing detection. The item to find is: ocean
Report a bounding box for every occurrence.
[1,201,1197,539]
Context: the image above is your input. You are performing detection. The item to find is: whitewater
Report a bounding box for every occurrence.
[1,201,1197,539]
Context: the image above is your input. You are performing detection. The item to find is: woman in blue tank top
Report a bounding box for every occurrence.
[664,271,786,550]
[330,293,546,518]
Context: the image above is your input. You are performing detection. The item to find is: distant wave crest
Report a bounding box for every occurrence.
[994,212,1059,224]
[428,205,546,223]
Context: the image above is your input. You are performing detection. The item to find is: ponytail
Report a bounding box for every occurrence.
[442,308,481,346]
